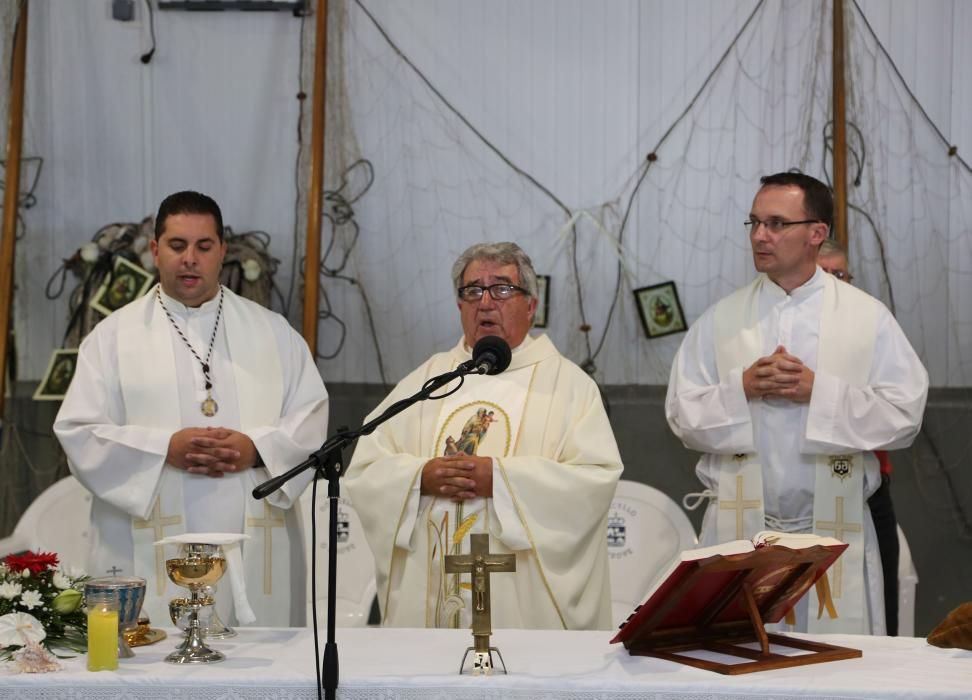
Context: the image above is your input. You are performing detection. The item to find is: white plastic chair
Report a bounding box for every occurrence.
[896,524,918,637]
[607,479,698,628]
[299,488,378,627]
[0,476,92,572]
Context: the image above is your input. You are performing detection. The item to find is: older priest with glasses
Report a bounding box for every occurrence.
[665,172,928,634]
[54,191,329,628]
[345,242,623,630]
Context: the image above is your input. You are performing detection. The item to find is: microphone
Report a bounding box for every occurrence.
[464,335,512,376]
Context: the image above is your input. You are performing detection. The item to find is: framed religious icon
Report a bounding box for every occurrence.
[33,349,79,401]
[533,275,550,328]
[90,255,155,317]
[634,281,687,339]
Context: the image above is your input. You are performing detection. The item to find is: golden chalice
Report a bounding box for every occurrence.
[164,543,227,664]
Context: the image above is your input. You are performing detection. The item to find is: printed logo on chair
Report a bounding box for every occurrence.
[607,514,626,548]
[607,501,637,560]
[318,496,358,556]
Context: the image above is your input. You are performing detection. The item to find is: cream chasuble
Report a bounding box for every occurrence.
[345,334,623,631]
[711,273,877,633]
[79,287,297,626]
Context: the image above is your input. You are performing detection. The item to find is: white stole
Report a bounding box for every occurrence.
[118,288,289,625]
[424,365,535,628]
[713,274,877,633]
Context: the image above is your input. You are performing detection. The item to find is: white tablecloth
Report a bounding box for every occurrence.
[1,627,969,699]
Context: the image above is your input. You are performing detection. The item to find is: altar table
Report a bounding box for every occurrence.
[1,627,969,699]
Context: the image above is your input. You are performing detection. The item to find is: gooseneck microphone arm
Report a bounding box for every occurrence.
[252,335,512,500]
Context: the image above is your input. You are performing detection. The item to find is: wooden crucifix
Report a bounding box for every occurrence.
[444,533,516,675]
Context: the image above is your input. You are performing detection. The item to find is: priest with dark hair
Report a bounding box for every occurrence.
[54,191,329,627]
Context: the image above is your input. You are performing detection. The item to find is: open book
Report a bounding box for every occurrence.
[662,530,845,560]
[665,532,838,593]
[610,530,858,674]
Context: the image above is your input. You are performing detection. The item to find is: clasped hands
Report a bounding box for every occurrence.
[167,427,259,478]
[420,454,493,502]
[743,345,815,403]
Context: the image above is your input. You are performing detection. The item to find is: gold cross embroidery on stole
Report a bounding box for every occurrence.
[133,499,183,592]
[720,474,761,539]
[247,501,286,594]
[814,496,862,597]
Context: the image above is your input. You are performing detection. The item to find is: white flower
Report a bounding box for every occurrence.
[140,250,156,272]
[131,234,148,254]
[0,581,23,599]
[242,258,262,282]
[19,590,43,610]
[20,569,30,578]
[51,571,71,590]
[79,242,100,263]
[65,566,86,580]
[0,612,46,646]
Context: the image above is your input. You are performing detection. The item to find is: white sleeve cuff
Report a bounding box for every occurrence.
[805,370,841,445]
[489,458,531,551]
[725,366,751,420]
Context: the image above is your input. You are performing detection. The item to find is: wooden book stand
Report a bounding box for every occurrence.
[613,545,862,674]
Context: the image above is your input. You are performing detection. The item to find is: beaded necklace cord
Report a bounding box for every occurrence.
[156,286,225,416]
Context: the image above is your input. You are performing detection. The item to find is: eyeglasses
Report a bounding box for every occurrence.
[744,216,822,234]
[457,283,528,302]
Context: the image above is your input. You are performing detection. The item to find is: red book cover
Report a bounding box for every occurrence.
[611,533,847,647]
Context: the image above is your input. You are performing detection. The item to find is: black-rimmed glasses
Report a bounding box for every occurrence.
[744,216,822,234]
[457,283,528,302]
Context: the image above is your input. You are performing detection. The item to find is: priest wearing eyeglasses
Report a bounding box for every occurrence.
[345,242,623,630]
[54,191,329,628]
[665,172,927,634]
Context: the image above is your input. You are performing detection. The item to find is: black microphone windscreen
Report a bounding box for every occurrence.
[472,335,512,375]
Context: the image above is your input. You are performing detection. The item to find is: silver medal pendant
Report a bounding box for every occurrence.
[201,395,219,417]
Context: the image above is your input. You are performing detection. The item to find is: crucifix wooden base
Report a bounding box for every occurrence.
[444,533,516,676]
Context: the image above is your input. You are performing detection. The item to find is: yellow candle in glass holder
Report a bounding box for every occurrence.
[87,607,119,671]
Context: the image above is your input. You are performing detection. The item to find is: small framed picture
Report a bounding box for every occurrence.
[90,255,155,317]
[533,275,551,328]
[634,281,687,339]
[33,349,79,401]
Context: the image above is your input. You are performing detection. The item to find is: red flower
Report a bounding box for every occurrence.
[3,551,59,575]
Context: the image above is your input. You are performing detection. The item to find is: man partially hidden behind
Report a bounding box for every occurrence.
[54,191,329,627]
[345,242,623,630]
[818,238,901,636]
[666,172,928,634]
